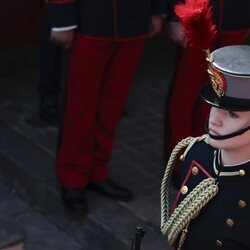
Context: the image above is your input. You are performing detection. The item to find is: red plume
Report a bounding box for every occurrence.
[174,0,218,50]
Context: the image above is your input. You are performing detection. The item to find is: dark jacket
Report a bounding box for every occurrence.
[175,139,250,249]
[166,0,250,32]
[47,0,166,39]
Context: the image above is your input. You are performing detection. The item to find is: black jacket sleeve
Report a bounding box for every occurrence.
[47,0,77,28]
[166,0,183,21]
[150,0,167,15]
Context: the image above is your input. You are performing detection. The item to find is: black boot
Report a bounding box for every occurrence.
[39,96,59,126]
[87,179,133,201]
[61,188,87,211]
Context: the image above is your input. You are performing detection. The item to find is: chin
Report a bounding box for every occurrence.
[208,136,226,150]
[208,136,240,151]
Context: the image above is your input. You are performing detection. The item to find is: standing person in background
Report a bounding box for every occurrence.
[38,1,66,126]
[164,0,250,178]
[47,0,166,211]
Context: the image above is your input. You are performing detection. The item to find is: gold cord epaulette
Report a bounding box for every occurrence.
[160,134,218,249]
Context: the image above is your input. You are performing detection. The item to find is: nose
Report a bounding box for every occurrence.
[209,107,224,127]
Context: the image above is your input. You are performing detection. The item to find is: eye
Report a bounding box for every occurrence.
[228,110,239,118]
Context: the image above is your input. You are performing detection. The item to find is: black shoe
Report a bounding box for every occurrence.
[61,188,87,211]
[39,97,59,126]
[87,179,133,201]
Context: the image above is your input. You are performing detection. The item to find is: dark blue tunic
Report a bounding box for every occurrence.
[47,0,166,39]
[175,140,250,249]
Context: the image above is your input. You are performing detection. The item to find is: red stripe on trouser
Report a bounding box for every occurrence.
[56,34,145,188]
[165,30,248,162]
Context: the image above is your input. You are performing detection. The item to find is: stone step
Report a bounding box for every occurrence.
[0,37,175,249]
[0,113,168,250]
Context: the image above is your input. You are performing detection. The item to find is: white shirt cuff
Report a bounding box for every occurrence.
[52,25,77,32]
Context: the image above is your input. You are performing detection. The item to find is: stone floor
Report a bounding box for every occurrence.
[0,36,177,250]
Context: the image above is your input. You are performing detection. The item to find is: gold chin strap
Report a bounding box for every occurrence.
[160,134,219,249]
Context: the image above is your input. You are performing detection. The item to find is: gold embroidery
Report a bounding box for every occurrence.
[208,67,227,97]
[205,49,227,98]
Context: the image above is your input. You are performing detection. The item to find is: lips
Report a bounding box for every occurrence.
[209,128,220,136]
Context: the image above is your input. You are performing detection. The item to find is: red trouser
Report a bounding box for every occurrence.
[56,34,145,188]
[165,30,248,158]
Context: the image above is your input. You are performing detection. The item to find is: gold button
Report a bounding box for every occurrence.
[180,155,185,161]
[226,218,234,227]
[239,200,247,208]
[192,166,199,175]
[239,169,245,176]
[216,240,223,247]
[181,185,188,195]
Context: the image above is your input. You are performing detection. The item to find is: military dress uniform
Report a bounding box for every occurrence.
[161,45,250,249]
[47,0,166,189]
[164,0,250,158]
[175,139,250,249]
